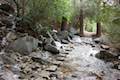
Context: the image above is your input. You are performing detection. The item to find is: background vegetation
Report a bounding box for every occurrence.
[4,0,120,48]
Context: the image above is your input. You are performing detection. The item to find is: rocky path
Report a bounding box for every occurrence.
[60,37,120,80]
[0,36,120,80]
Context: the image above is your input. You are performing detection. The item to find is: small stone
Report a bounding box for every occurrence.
[46,65,57,72]
[39,71,50,79]
[119,56,120,59]
[6,32,17,42]
[52,61,62,66]
[56,57,65,61]
[94,38,100,43]
[61,39,69,44]
[80,76,97,80]
[50,73,58,78]
[65,49,72,51]
[58,53,67,57]
[61,52,69,54]
[35,77,45,80]
[50,77,57,80]
[91,44,95,47]
[101,44,110,50]
[100,71,105,76]
[90,54,93,56]
[71,74,77,78]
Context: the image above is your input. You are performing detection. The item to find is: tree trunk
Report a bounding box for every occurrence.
[96,22,101,37]
[61,17,67,31]
[21,0,25,16]
[79,9,84,36]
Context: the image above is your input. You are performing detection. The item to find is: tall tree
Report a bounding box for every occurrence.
[96,22,101,37]
[61,16,68,31]
[79,9,84,36]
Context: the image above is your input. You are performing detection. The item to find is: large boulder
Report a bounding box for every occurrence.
[8,36,40,55]
[95,50,116,62]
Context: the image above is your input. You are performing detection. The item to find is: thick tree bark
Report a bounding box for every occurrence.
[79,9,84,36]
[96,22,101,37]
[61,17,67,31]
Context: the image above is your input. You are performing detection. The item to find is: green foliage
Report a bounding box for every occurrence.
[17,0,74,34]
[26,0,73,25]
[104,5,120,48]
[33,23,51,37]
[49,0,73,22]
[84,18,96,32]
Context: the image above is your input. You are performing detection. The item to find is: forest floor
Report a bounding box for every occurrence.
[0,34,120,80]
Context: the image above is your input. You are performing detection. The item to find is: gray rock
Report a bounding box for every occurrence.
[94,38,101,43]
[8,36,40,55]
[101,44,110,50]
[39,71,50,79]
[52,32,60,42]
[58,53,67,57]
[0,69,19,80]
[46,65,57,72]
[57,31,69,40]
[61,39,69,44]
[35,77,45,80]
[51,61,62,66]
[0,54,16,65]
[61,52,69,54]
[30,51,51,64]
[80,76,97,80]
[65,48,72,51]
[50,77,57,80]
[81,37,93,44]
[56,57,65,61]
[44,44,59,54]
[44,38,56,46]
[6,32,17,42]
[54,41,62,50]
[95,50,116,62]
